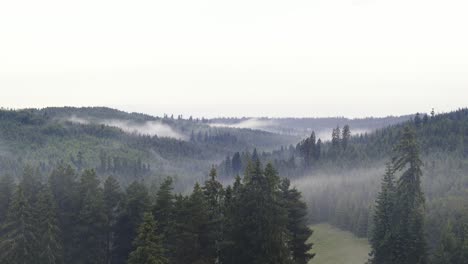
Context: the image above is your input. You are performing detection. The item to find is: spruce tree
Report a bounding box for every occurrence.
[36,185,62,264]
[202,166,224,262]
[172,183,210,264]
[74,169,106,264]
[342,124,351,151]
[113,181,150,264]
[103,176,122,264]
[48,164,78,263]
[392,126,427,264]
[0,185,38,264]
[152,177,175,260]
[237,161,292,264]
[127,212,167,264]
[369,163,397,264]
[281,178,314,264]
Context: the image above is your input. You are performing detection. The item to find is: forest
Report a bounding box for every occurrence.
[217,109,468,263]
[1,107,468,263]
[0,160,313,264]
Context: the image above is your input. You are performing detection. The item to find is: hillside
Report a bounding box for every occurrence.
[0,107,299,188]
[259,108,468,260]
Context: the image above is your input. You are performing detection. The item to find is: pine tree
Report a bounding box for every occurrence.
[113,181,151,264]
[237,161,292,264]
[74,169,106,264]
[0,185,38,264]
[342,125,351,151]
[127,212,167,264]
[392,126,427,264]
[202,166,224,262]
[173,183,210,264]
[103,176,122,264]
[152,177,174,260]
[36,185,62,264]
[48,164,78,263]
[281,178,314,264]
[369,163,397,264]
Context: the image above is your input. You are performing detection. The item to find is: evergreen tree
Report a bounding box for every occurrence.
[202,166,224,262]
[127,212,167,264]
[236,161,292,264]
[74,169,106,264]
[0,185,38,264]
[173,183,210,264]
[369,163,397,264]
[103,176,122,264]
[392,127,427,264]
[152,177,174,260]
[332,126,341,149]
[281,178,314,264]
[342,125,351,151]
[48,164,78,263]
[113,181,150,264]
[36,185,62,264]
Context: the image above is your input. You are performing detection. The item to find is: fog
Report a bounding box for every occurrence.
[210,118,279,133]
[67,115,186,140]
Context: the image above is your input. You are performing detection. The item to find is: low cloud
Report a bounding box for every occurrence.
[210,118,278,132]
[67,116,186,140]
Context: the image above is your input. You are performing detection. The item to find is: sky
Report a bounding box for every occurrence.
[1,0,467,118]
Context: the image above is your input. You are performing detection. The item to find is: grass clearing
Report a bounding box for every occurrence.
[308,223,370,264]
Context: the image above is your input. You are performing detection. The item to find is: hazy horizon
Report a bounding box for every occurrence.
[1,0,467,118]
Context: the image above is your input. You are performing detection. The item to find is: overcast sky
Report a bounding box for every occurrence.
[1,0,467,118]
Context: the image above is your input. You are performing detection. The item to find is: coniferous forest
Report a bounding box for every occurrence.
[0,160,313,264]
[1,107,468,264]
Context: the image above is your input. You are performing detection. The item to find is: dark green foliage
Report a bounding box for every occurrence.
[202,166,224,262]
[74,169,107,264]
[103,176,122,264]
[172,183,211,264]
[0,185,38,264]
[369,164,397,264]
[113,181,151,264]
[36,185,62,264]
[0,161,313,264]
[48,164,78,263]
[233,161,293,264]
[127,212,167,264]
[392,127,427,264]
[281,178,315,264]
[370,127,427,264]
[152,177,175,260]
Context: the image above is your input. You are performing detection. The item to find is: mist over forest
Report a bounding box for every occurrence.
[1,105,467,264]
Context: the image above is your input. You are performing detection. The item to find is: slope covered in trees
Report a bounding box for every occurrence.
[0,107,299,189]
[217,108,468,263]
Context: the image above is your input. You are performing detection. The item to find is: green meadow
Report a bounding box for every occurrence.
[308,223,371,264]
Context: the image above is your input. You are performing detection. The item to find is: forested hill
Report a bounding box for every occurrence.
[0,107,299,188]
[241,108,468,175]
[248,108,468,263]
[0,107,414,189]
[209,115,411,138]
